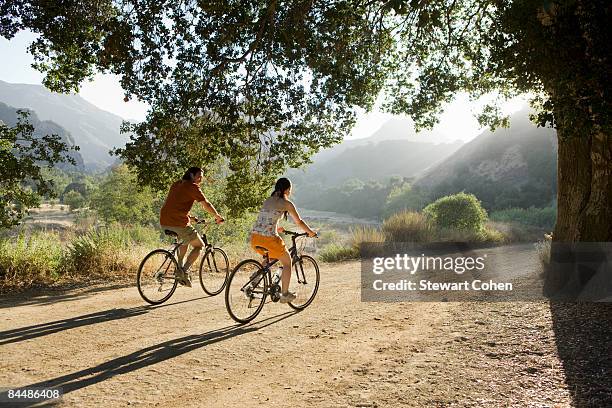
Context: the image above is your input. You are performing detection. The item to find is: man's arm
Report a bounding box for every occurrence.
[199,197,224,223]
[191,185,224,224]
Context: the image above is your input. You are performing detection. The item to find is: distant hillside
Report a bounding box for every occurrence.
[0,102,85,170]
[312,117,456,164]
[291,139,463,186]
[415,110,557,210]
[0,80,129,170]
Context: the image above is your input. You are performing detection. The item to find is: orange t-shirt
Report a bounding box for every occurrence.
[160,180,207,227]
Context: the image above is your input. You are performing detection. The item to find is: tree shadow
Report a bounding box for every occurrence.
[0,283,135,309]
[1,311,297,407]
[0,296,207,346]
[545,243,612,406]
[550,302,612,407]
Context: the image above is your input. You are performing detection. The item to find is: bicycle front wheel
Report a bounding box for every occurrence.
[137,249,179,305]
[199,247,230,296]
[225,259,267,324]
[288,255,320,310]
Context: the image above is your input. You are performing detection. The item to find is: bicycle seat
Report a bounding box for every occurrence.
[164,230,178,237]
[255,245,269,253]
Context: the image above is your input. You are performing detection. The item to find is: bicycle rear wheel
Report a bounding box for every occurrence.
[137,249,179,305]
[225,259,267,324]
[199,247,230,296]
[288,255,320,310]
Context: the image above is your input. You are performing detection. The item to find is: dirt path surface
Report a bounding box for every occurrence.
[1,246,609,407]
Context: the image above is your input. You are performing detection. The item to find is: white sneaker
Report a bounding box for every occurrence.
[279,292,296,304]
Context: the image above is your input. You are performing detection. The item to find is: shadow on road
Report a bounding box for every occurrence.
[0,283,135,309]
[0,296,208,346]
[1,311,296,407]
[550,302,612,407]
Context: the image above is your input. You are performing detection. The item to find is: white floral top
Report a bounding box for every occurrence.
[252,208,285,237]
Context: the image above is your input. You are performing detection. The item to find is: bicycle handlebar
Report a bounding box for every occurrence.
[282,230,317,238]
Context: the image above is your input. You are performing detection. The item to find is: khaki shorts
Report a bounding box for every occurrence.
[161,225,199,243]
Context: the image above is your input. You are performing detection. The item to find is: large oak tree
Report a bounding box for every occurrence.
[2,0,609,240]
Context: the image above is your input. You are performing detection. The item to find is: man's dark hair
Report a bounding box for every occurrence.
[182,167,203,181]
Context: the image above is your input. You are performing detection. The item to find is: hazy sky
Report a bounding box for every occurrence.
[1,30,526,142]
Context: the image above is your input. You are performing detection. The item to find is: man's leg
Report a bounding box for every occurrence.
[177,244,189,268]
[183,235,205,272]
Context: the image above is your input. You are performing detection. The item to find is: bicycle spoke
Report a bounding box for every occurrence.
[199,247,229,296]
[137,250,179,305]
[288,255,320,310]
[225,259,267,323]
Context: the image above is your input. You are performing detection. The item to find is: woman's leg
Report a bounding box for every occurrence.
[278,251,292,294]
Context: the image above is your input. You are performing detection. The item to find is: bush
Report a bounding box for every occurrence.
[423,192,487,232]
[89,165,162,225]
[63,190,86,210]
[382,211,434,242]
[382,184,428,218]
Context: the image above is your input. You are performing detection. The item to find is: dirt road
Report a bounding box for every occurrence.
[1,245,608,407]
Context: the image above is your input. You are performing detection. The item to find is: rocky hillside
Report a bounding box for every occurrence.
[415,110,557,209]
[0,80,129,170]
[0,102,85,170]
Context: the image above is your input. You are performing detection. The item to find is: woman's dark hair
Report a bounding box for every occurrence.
[182,167,203,181]
[271,177,291,197]
[271,177,291,220]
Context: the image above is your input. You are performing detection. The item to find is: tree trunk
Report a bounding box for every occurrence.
[554,127,612,242]
[546,127,611,298]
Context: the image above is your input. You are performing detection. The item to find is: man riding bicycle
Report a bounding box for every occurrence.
[160,167,224,287]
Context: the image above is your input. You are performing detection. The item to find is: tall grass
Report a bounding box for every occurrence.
[382,211,434,242]
[0,232,63,287]
[319,226,384,262]
[0,224,162,290]
[490,207,556,229]
[319,210,509,263]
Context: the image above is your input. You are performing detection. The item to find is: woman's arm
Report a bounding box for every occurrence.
[285,200,316,237]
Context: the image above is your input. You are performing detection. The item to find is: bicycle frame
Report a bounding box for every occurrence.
[243,232,310,298]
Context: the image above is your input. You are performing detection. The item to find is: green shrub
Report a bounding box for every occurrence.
[89,165,162,225]
[423,192,488,232]
[63,190,86,210]
[382,184,428,218]
[382,210,434,242]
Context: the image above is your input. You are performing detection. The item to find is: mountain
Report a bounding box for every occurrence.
[0,102,85,170]
[312,117,455,164]
[0,80,129,170]
[291,139,464,186]
[414,109,557,209]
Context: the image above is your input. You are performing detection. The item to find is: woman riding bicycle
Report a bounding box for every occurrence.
[250,177,316,303]
[160,167,224,287]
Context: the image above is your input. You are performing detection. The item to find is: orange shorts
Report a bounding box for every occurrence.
[250,233,288,259]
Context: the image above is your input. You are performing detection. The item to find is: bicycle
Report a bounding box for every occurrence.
[224,230,320,324]
[137,219,230,305]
